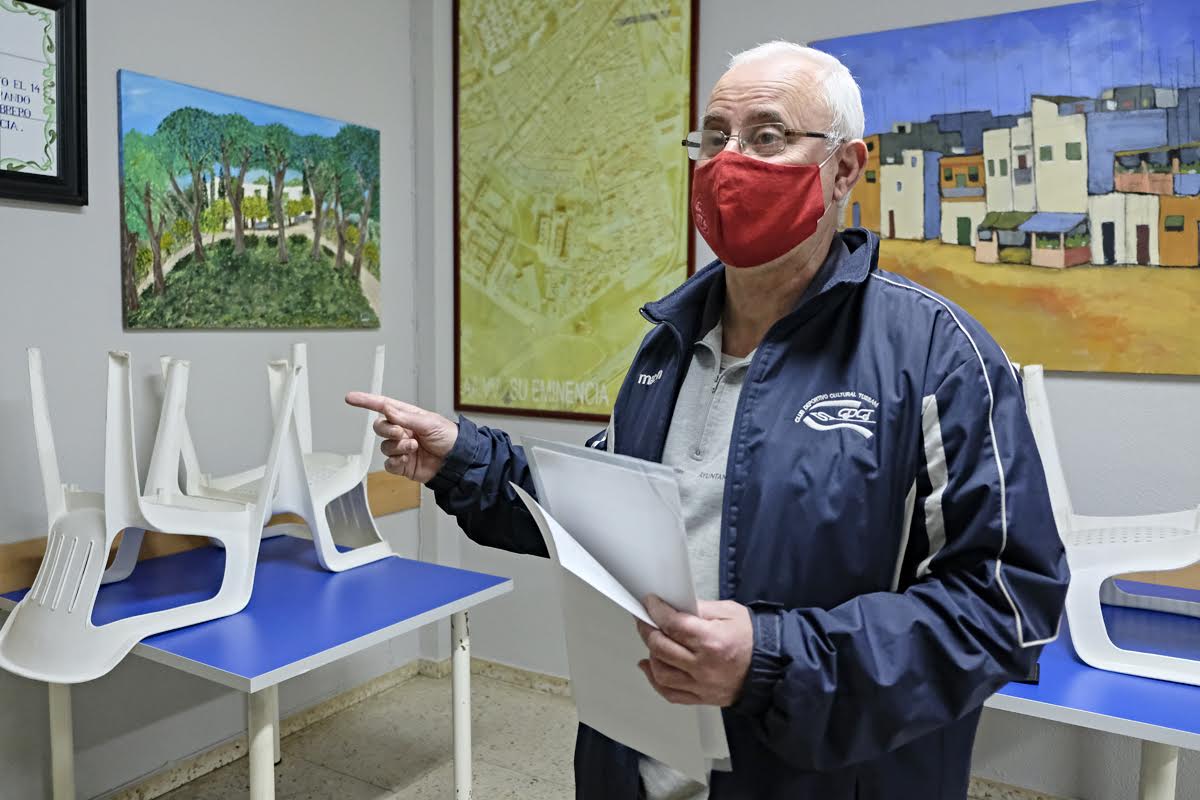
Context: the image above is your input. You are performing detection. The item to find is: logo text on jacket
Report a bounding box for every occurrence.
[796,391,879,439]
[637,369,664,386]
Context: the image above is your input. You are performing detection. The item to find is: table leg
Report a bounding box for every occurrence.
[452,611,471,799]
[265,684,281,764]
[48,683,75,800]
[1138,740,1178,800]
[247,687,277,800]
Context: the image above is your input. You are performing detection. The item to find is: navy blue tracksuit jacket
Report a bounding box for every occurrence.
[429,229,1070,799]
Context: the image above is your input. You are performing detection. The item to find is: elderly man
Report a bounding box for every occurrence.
[348,40,1069,800]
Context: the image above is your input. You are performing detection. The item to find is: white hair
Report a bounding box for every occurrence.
[727,41,865,214]
[727,41,865,145]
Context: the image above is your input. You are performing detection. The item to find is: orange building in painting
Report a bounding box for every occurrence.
[939,153,986,196]
[938,153,987,246]
[843,134,880,231]
[1158,195,1200,267]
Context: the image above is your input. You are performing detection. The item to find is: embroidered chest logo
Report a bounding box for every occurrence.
[796,391,880,439]
[637,369,664,386]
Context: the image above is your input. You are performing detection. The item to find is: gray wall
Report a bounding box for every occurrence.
[413,1,1200,798]
[0,1,422,797]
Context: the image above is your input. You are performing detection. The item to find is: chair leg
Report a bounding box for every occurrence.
[1069,573,1200,686]
[308,482,393,572]
[1101,576,1200,619]
[100,527,145,585]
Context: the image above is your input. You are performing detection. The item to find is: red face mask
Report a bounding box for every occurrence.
[691,149,835,268]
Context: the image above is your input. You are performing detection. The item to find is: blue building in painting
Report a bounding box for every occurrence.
[1167,87,1200,145]
[1085,107,1168,194]
[923,150,942,240]
[931,111,1021,153]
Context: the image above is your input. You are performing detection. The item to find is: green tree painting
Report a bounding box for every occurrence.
[118,70,381,329]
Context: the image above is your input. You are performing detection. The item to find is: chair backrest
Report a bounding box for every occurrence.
[157,356,205,495]
[1021,365,1075,532]
[269,343,312,455]
[355,345,386,472]
[145,359,190,499]
[256,364,305,528]
[27,348,66,524]
[104,352,152,535]
[268,342,384,473]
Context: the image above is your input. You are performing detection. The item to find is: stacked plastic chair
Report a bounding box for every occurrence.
[0,350,302,684]
[165,343,394,572]
[1023,364,1200,685]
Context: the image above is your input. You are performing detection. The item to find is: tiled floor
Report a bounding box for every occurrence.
[160,675,577,800]
[155,674,1010,800]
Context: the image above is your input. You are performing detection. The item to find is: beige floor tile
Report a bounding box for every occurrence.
[285,674,579,791]
[470,677,578,786]
[158,753,389,800]
[387,759,572,800]
[284,675,452,791]
[162,674,580,798]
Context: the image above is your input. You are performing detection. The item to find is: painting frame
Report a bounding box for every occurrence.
[452,0,700,422]
[0,0,87,206]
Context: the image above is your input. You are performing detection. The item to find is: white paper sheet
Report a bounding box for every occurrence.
[524,440,698,615]
[514,485,711,781]
[513,441,733,770]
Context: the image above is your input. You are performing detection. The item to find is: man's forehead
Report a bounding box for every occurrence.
[704,58,827,125]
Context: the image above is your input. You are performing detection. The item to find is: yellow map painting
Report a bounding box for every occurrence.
[456,0,694,417]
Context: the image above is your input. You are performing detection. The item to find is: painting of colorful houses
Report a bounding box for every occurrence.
[814,0,1200,375]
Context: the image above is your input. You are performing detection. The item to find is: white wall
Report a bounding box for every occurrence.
[1031,97,1089,213]
[880,151,924,240]
[0,1,421,797]
[985,128,1015,212]
[413,1,1200,799]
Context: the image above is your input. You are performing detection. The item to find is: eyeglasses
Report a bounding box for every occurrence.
[681,122,836,161]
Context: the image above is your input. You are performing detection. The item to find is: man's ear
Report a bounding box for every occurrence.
[833,139,868,206]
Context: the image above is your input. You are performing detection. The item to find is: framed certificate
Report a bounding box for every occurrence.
[0,0,86,205]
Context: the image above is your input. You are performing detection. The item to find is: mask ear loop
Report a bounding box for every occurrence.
[815,139,844,219]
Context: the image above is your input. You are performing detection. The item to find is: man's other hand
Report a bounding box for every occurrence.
[636,594,754,707]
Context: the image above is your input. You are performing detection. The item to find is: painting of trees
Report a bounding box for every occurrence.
[216,113,259,255]
[156,107,220,264]
[118,70,381,329]
[337,125,381,279]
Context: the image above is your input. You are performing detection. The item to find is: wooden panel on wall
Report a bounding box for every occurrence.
[0,471,420,595]
[1121,565,1200,592]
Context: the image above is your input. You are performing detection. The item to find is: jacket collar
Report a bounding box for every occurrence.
[641,228,879,343]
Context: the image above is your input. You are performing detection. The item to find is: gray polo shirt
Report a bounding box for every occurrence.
[639,320,753,800]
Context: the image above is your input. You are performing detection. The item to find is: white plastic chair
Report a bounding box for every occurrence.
[166,343,394,572]
[0,351,302,684]
[1023,364,1200,685]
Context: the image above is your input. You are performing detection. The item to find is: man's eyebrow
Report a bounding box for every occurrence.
[701,112,727,129]
[743,108,786,125]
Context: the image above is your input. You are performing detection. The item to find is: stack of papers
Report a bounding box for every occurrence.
[514,437,730,783]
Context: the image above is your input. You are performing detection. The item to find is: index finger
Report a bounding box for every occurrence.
[345,391,391,415]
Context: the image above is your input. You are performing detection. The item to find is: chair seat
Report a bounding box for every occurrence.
[205,452,356,503]
[1066,526,1195,548]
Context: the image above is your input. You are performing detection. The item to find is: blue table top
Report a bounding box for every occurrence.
[2,535,511,691]
[990,580,1200,748]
